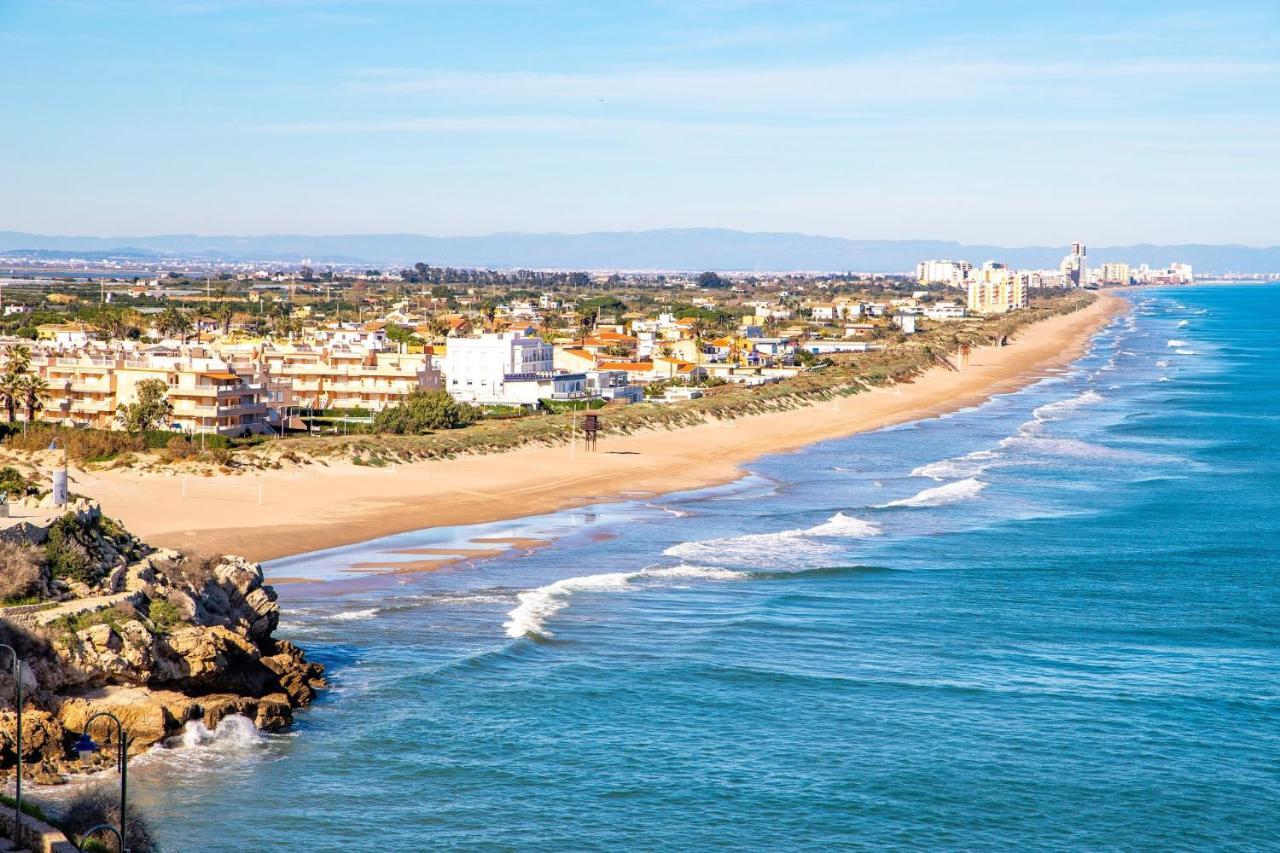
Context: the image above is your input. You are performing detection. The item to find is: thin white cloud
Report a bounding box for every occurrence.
[334,55,1280,115]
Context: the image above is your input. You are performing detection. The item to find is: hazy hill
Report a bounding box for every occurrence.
[1,228,1276,273]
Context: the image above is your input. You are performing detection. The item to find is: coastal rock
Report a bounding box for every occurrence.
[0,509,324,781]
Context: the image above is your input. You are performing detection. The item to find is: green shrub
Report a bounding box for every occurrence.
[43,513,96,584]
[0,465,33,497]
[147,598,184,633]
[372,390,478,434]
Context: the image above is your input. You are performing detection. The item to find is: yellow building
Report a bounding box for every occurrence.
[966,264,1028,314]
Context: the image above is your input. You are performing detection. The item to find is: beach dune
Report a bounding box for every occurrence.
[71,294,1124,562]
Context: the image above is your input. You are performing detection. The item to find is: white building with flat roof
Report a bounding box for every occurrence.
[916,260,973,286]
[443,331,558,405]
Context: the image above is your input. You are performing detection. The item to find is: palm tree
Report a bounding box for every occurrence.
[5,345,31,375]
[215,303,235,336]
[190,305,211,342]
[18,374,47,423]
[156,306,186,340]
[0,372,21,423]
[172,309,193,342]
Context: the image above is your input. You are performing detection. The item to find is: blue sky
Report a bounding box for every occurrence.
[2,0,1277,244]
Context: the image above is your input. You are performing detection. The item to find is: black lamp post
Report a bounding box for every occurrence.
[74,712,130,853]
[76,822,124,852]
[0,644,21,842]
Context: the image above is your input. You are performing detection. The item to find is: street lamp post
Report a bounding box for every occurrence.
[74,712,130,853]
[76,823,125,853]
[0,644,21,842]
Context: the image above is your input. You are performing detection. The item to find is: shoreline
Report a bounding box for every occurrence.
[71,293,1128,565]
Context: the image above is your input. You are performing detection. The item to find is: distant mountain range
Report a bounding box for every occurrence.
[1,229,1276,274]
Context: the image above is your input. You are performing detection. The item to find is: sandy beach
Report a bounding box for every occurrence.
[70,293,1126,563]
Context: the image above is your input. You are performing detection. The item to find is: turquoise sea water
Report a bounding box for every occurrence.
[125,285,1277,850]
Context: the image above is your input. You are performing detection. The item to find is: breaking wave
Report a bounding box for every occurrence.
[1176,349,1197,356]
[331,608,380,621]
[1168,339,1188,347]
[662,512,881,567]
[911,449,1000,481]
[504,564,745,639]
[876,477,987,508]
[1030,390,1104,423]
[805,512,883,538]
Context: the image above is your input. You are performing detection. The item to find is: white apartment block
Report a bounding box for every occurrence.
[444,331,565,406]
[916,260,973,286]
[1099,262,1131,284]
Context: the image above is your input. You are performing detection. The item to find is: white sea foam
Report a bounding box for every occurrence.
[1001,436,1166,463]
[644,564,747,581]
[877,477,987,508]
[664,529,836,566]
[805,512,883,538]
[504,572,635,639]
[1176,349,1197,355]
[1158,376,1172,382]
[134,715,266,773]
[331,607,380,621]
[504,564,744,639]
[1167,339,1187,347]
[663,511,880,567]
[175,715,263,751]
[911,449,1000,481]
[1178,319,1190,327]
[1031,389,1104,423]
[1156,359,1171,368]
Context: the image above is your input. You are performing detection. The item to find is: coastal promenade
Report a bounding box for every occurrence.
[73,294,1125,563]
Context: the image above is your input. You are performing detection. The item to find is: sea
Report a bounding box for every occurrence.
[117,284,1278,850]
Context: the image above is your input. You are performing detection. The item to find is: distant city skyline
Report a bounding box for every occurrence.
[2,1,1278,243]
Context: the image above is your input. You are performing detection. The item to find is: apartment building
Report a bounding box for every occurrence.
[916,260,973,286]
[246,343,440,411]
[444,331,562,406]
[29,347,267,435]
[967,263,1029,314]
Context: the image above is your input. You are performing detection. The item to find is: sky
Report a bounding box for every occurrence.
[1,0,1278,245]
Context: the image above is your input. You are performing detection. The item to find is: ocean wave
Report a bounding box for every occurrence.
[876,477,987,508]
[1178,319,1190,327]
[1176,349,1197,355]
[1156,359,1171,368]
[911,449,1000,481]
[1158,376,1172,382]
[664,528,837,566]
[133,716,267,773]
[1167,339,1187,347]
[644,565,748,581]
[504,572,635,639]
[331,607,380,621]
[805,512,883,538]
[663,512,881,567]
[1031,389,1104,423]
[504,564,744,639]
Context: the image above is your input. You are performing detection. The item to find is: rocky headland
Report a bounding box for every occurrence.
[0,499,324,783]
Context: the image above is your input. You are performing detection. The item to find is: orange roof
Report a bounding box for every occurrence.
[199,371,240,382]
[597,361,653,372]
